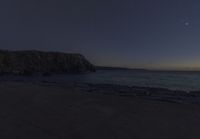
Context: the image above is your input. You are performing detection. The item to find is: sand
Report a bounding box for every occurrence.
[0,81,200,139]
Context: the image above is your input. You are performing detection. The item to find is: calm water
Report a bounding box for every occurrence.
[1,70,200,91]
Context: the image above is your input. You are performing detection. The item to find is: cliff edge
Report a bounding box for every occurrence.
[0,50,96,75]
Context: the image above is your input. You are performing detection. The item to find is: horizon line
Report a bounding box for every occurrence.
[96,65,200,72]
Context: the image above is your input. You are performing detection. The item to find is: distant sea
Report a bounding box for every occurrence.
[1,69,200,91]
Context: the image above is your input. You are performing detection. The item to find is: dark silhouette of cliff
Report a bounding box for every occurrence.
[0,50,96,75]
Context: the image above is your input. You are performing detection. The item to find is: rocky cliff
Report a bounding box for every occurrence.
[0,50,96,75]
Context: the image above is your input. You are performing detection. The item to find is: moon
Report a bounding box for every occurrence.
[184,22,190,27]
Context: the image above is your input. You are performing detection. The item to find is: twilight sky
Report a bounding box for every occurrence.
[1,0,200,70]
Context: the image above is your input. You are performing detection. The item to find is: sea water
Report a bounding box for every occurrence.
[1,70,200,91]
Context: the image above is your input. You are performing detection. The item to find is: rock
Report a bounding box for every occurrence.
[0,50,96,75]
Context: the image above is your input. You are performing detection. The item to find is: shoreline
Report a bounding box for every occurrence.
[2,80,200,104]
[17,80,200,102]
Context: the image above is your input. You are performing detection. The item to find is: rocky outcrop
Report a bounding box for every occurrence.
[0,50,96,75]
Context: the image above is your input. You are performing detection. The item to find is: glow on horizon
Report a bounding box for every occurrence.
[98,61,200,71]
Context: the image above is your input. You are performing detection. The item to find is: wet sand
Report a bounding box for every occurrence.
[0,81,200,139]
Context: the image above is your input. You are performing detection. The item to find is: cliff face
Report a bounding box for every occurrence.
[0,50,96,75]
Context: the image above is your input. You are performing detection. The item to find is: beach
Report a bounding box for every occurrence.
[0,81,200,139]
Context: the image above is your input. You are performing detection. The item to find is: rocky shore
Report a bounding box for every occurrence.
[0,50,96,75]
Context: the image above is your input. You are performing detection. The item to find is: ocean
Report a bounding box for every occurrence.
[1,69,200,91]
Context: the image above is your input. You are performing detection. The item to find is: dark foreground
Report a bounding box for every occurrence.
[1,81,200,139]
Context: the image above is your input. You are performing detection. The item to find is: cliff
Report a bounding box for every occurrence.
[0,50,96,75]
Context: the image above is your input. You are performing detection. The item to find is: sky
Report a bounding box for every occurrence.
[1,0,200,70]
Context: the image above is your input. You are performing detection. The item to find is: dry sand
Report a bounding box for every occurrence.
[0,81,200,139]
